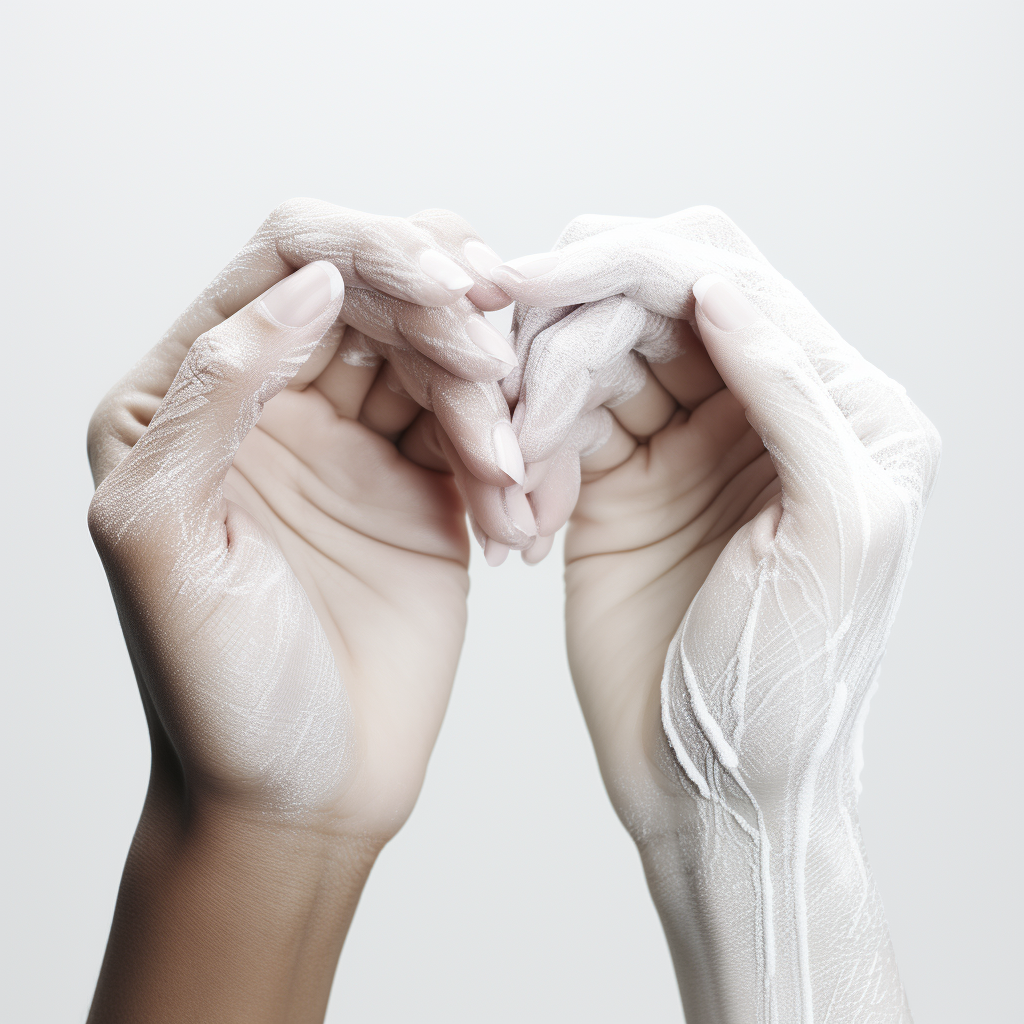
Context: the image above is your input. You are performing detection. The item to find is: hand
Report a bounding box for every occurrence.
[490,209,940,1022]
[86,204,509,1022]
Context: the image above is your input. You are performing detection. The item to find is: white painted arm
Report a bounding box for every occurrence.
[492,209,939,1021]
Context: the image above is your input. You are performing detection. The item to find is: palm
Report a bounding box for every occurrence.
[563,387,777,813]
[221,380,470,836]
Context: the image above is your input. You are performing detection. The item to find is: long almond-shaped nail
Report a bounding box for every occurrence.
[522,533,554,566]
[484,538,510,567]
[692,274,760,332]
[261,262,342,327]
[463,239,503,282]
[467,317,517,368]
[493,421,525,485]
[504,485,537,537]
[493,253,560,280]
[419,250,474,292]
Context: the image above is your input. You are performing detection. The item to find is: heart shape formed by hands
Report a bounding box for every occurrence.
[86,199,937,1024]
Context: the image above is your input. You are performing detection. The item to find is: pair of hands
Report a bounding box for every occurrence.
[87,201,938,1023]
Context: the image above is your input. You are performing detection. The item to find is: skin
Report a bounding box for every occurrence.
[491,209,939,1021]
[86,200,938,1023]
[85,206,508,1023]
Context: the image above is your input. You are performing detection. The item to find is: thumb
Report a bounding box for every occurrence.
[692,273,873,516]
[91,261,343,562]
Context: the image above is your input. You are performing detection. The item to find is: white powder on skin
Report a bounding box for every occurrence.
[491,208,939,1022]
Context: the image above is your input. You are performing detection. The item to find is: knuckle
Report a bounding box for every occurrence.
[408,207,465,229]
[557,214,606,247]
[354,213,415,254]
[263,197,316,229]
[87,475,130,557]
[864,478,916,556]
[919,412,942,462]
[691,205,741,239]
[86,402,110,476]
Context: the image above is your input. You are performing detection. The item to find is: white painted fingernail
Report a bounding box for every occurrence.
[504,485,537,537]
[493,421,525,485]
[462,239,503,282]
[693,274,759,331]
[494,253,560,280]
[523,459,552,494]
[419,250,474,292]
[260,262,342,327]
[484,538,510,567]
[466,317,517,368]
[522,533,554,566]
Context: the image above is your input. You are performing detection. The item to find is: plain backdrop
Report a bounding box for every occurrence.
[1,1,1020,1021]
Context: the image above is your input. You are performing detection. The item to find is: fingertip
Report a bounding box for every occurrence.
[484,538,510,567]
[493,421,525,486]
[419,250,474,294]
[523,459,552,494]
[494,253,560,281]
[693,276,760,333]
[521,533,555,566]
[691,273,727,307]
[462,239,503,282]
[320,260,344,302]
[504,484,538,539]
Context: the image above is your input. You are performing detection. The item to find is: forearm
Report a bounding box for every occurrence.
[637,799,910,1024]
[88,773,378,1024]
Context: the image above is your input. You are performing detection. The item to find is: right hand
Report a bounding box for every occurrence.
[486,208,939,1021]
[87,201,518,842]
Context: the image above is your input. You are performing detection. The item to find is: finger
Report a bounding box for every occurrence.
[341,287,517,382]
[513,296,678,464]
[647,322,725,410]
[433,428,537,550]
[87,202,477,482]
[358,363,422,441]
[501,214,648,403]
[609,363,678,441]
[553,213,648,247]
[310,331,380,418]
[89,262,344,558]
[271,199,476,305]
[527,409,616,539]
[408,208,512,311]
[626,208,938,491]
[382,346,524,487]
[651,205,767,264]
[490,225,737,315]
[691,274,873,510]
[521,532,555,566]
[397,409,452,473]
[500,302,576,406]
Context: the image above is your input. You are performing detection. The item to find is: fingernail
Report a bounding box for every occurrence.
[494,253,560,280]
[493,421,525,485]
[692,274,760,332]
[522,533,554,566]
[419,250,474,292]
[484,538,510,567]
[523,459,552,494]
[462,239,503,282]
[261,261,342,328]
[467,317,517,368]
[504,485,537,537]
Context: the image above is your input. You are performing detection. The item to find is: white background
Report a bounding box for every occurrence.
[1,1,1020,1020]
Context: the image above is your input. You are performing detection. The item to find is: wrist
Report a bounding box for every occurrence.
[88,774,379,1024]
[635,791,907,1024]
